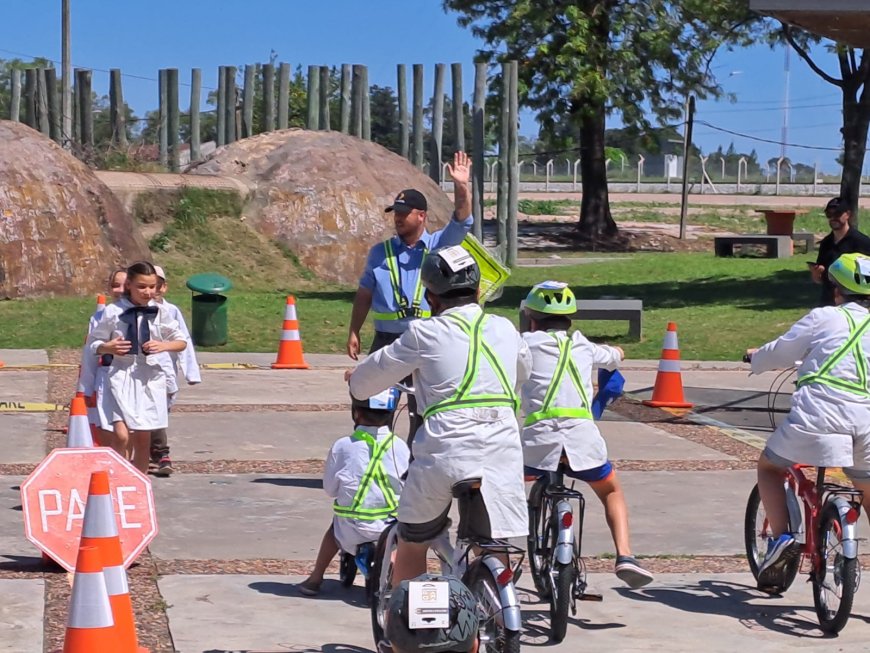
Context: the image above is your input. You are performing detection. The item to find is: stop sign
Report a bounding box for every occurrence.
[21,447,158,572]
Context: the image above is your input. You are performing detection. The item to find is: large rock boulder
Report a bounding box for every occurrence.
[0,121,150,298]
[188,129,456,284]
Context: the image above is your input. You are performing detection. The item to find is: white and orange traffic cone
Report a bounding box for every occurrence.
[54,545,119,653]
[642,322,694,409]
[66,394,94,448]
[79,471,148,652]
[271,296,310,369]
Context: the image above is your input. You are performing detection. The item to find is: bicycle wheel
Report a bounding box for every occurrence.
[812,502,859,634]
[465,559,521,653]
[370,523,398,646]
[549,561,574,643]
[527,478,551,598]
[744,483,799,592]
[339,552,357,588]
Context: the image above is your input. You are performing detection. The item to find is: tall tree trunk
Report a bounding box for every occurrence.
[576,104,618,239]
[841,71,870,228]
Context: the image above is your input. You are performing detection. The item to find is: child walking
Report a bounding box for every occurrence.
[149,265,201,476]
[299,388,410,596]
[520,281,653,589]
[84,261,188,473]
[79,268,128,446]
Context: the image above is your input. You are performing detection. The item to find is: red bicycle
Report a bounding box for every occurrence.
[745,464,863,634]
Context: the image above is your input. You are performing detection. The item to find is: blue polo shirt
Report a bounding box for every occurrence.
[360,215,473,334]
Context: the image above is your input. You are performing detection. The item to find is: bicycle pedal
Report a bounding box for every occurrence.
[577,592,603,602]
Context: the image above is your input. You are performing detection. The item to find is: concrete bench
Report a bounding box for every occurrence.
[519,299,643,340]
[791,232,815,254]
[713,234,792,259]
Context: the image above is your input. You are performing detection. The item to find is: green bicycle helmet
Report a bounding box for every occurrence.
[524,281,577,315]
[828,253,870,296]
[385,574,479,653]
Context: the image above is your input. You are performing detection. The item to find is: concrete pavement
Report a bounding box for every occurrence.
[3,348,868,651]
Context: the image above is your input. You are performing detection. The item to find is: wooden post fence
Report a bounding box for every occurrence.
[397,64,409,159]
[216,66,226,147]
[76,69,93,149]
[451,62,464,152]
[361,65,371,141]
[319,65,331,131]
[277,63,289,130]
[224,66,237,144]
[10,68,21,122]
[24,68,37,130]
[36,68,51,137]
[109,68,126,148]
[263,63,276,132]
[471,62,486,240]
[506,60,519,268]
[340,64,351,134]
[167,68,180,171]
[190,68,202,163]
[307,65,320,130]
[158,68,168,166]
[430,63,445,183]
[496,63,509,258]
[351,64,363,138]
[242,64,255,138]
[412,63,424,168]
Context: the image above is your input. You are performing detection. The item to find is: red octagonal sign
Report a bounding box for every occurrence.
[21,447,158,572]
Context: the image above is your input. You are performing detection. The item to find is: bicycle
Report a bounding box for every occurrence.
[742,355,864,633]
[524,368,621,642]
[370,479,525,653]
[338,541,376,600]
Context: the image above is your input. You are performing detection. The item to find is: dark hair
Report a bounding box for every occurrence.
[425,288,478,311]
[527,309,572,331]
[107,267,127,286]
[125,261,158,281]
[353,406,394,427]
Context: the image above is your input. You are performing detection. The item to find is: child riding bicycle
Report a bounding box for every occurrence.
[746,252,870,587]
[348,245,531,594]
[521,281,653,589]
[298,388,410,596]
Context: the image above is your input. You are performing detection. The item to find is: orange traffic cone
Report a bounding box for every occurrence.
[642,322,694,409]
[54,545,119,653]
[66,395,94,448]
[80,471,148,653]
[271,296,310,369]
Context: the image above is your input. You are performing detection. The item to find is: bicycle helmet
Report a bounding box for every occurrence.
[524,281,577,315]
[386,574,479,653]
[421,246,480,297]
[828,253,870,296]
[351,387,400,413]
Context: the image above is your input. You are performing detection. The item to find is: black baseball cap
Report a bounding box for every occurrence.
[385,189,427,214]
[825,197,850,216]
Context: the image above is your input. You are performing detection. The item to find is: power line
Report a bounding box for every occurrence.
[700,102,840,115]
[695,120,842,151]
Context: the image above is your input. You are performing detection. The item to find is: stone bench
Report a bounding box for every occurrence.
[713,234,792,259]
[791,232,815,254]
[519,299,643,340]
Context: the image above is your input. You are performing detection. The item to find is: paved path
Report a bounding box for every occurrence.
[1,348,867,652]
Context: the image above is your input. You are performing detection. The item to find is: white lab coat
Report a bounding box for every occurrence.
[324,425,410,552]
[752,303,870,470]
[78,304,111,427]
[350,304,532,538]
[85,298,186,431]
[154,299,202,396]
[521,330,622,472]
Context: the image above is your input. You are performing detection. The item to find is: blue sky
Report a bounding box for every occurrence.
[0,1,849,172]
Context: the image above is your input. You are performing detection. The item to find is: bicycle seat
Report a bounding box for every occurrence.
[451,478,482,498]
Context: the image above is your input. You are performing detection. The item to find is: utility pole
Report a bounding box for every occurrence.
[679,95,696,240]
[61,0,71,148]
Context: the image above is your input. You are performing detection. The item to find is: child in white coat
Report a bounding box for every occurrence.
[84,261,188,473]
[299,388,410,596]
[149,265,201,476]
[79,268,127,446]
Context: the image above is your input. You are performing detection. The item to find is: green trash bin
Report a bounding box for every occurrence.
[185,273,233,347]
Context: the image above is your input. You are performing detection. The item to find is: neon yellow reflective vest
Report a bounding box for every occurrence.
[370,239,432,322]
[423,311,518,419]
[524,333,593,426]
[332,430,399,521]
[797,307,870,398]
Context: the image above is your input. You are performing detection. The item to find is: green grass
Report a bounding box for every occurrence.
[612,205,830,235]
[0,252,815,360]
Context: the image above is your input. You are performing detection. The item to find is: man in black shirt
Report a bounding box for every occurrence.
[811,197,870,306]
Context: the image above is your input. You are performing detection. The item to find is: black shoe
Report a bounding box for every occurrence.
[154,457,174,477]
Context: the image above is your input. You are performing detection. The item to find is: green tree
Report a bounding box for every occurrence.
[778,27,870,222]
[443,1,757,240]
[0,57,55,122]
[369,84,400,153]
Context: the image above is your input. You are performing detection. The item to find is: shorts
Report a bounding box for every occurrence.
[763,446,870,481]
[524,460,614,483]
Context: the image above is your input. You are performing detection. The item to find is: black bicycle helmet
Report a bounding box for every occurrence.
[420,246,480,297]
[386,574,479,653]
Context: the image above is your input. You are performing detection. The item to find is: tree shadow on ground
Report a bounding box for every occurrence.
[615,578,870,639]
[492,269,814,313]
